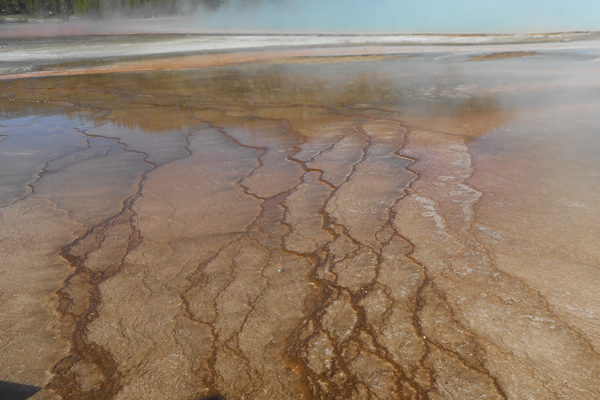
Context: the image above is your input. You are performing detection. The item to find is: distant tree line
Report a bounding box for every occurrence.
[0,0,67,17]
[0,0,222,19]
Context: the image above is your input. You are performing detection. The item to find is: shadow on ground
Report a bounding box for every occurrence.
[0,381,41,400]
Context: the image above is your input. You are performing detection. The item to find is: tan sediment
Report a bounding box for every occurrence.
[0,47,412,81]
[469,51,538,61]
[1,52,600,400]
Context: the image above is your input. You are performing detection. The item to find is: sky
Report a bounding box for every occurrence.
[192,0,600,33]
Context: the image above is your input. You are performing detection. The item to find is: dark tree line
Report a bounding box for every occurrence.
[0,0,222,18]
[0,0,68,17]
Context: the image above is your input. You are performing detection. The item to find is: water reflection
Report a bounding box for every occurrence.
[2,56,518,137]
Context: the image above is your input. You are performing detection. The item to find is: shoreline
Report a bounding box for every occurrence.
[1,16,598,40]
[2,34,600,80]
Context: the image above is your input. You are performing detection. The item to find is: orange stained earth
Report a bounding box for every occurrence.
[1,46,600,400]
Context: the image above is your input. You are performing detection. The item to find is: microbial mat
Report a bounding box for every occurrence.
[1,36,600,399]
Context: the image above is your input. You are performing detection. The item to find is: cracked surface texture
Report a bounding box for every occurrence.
[1,44,600,400]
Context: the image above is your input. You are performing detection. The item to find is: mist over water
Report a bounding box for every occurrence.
[190,0,600,33]
[1,0,598,36]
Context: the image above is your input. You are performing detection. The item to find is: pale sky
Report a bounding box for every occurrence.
[194,0,600,33]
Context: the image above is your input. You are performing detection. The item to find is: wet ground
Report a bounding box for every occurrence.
[1,37,600,400]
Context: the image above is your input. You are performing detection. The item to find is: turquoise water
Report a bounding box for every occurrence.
[194,0,600,33]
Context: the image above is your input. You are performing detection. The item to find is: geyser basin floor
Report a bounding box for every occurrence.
[2,32,600,78]
[1,43,600,400]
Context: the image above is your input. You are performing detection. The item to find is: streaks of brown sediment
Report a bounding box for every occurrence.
[280,112,435,399]
[325,119,414,250]
[192,108,305,199]
[3,60,600,400]
[0,97,212,398]
[283,171,334,254]
[46,148,163,399]
[172,101,427,399]
[62,99,367,399]
[394,127,600,399]
[47,127,265,399]
[469,51,538,61]
[240,106,367,161]
[0,114,147,392]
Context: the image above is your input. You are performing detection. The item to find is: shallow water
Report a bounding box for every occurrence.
[1,45,600,399]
